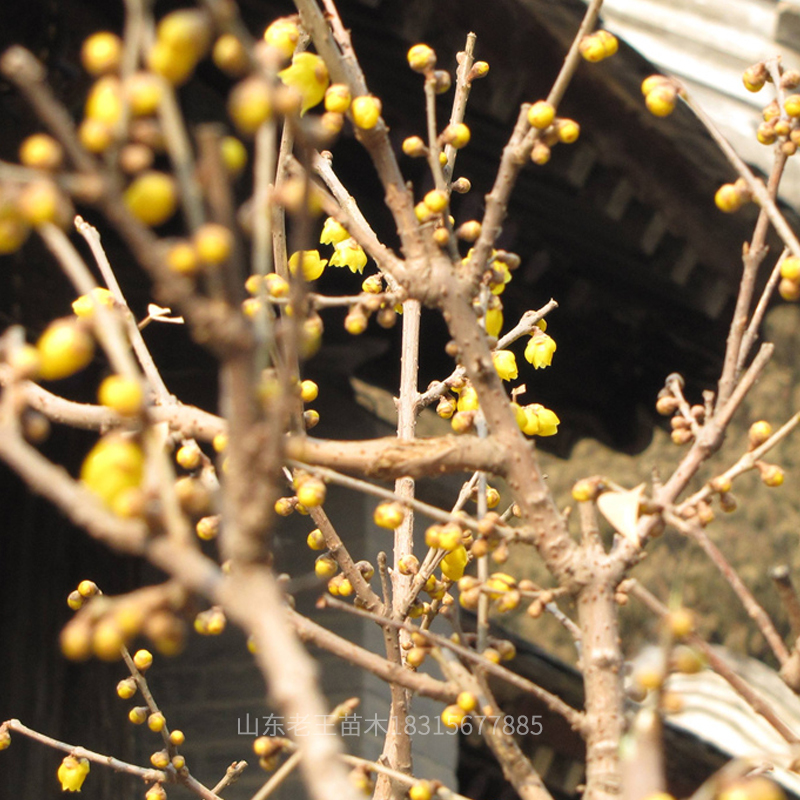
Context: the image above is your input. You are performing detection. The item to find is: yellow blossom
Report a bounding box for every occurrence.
[320,217,349,245]
[456,385,479,412]
[522,404,559,437]
[524,332,556,369]
[278,52,329,115]
[485,306,503,338]
[492,350,518,381]
[441,544,468,581]
[58,756,90,792]
[490,261,512,295]
[72,288,115,318]
[329,239,367,273]
[288,250,327,281]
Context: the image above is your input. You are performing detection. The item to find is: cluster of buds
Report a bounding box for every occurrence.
[404,630,434,669]
[655,385,705,446]
[525,101,581,165]
[779,255,800,301]
[194,606,226,635]
[62,579,186,661]
[457,572,521,614]
[440,691,479,730]
[744,420,785,486]
[327,573,354,597]
[293,472,327,508]
[743,63,800,154]
[578,30,619,63]
[253,735,292,772]
[641,74,682,118]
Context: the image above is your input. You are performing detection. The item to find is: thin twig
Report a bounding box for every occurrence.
[630,583,800,744]
[321,596,585,729]
[211,761,248,796]
[665,511,790,665]
[770,566,800,642]
[2,718,168,783]
[74,216,172,400]
[249,751,302,800]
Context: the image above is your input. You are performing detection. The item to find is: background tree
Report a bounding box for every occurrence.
[1,2,800,800]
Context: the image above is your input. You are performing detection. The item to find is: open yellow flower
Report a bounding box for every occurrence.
[522,404,559,437]
[456,385,479,412]
[524,331,556,369]
[485,306,503,338]
[329,239,367,274]
[58,756,90,792]
[492,350,518,381]
[490,261,512,295]
[441,544,468,581]
[288,250,328,281]
[320,217,349,245]
[71,287,115,318]
[278,52,329,115]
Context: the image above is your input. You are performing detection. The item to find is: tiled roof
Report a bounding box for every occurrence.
[597,0,800,206]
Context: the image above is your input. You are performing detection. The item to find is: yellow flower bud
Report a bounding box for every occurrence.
[228,77,272,135]
[194,223,233,266]
[151,749,170,769]
[440,122,470,149]
[81,434,144,510]
[402,136,427,157]
[85,76,123,125]
[212,34,249,77]
[456,385,479,412]
[263,17,300,59]
[19,133,63,170]
[324,83,351,113]
[748,420,772,448]
[423,189,448,214]
[98,375,144,417]
[781,256,800,282]
[742,65,766,93]
[116,678,137,699]
[759,463,785,487]
[407,44,436,72]
[374,501,406,529]
[315,553,338,579]
[440,704,468,729]
[148,712,166,732]
[666,608,695,639]
[351,95,382,129]
[786,94,800,118]
[306,528,326,550]
[646,85,677,117]
[81,31,123,76]
[124,171,177,227]
[72,288,115,318]
[37,319,94,381]
[133,648,153,671]
[296,476,326,508]
[715,183,744,213]
[196,516,220,541]
[556,118,580,143]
